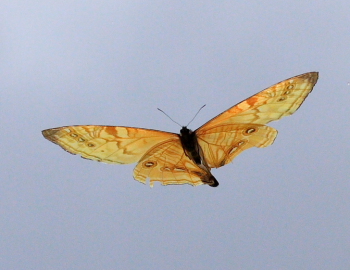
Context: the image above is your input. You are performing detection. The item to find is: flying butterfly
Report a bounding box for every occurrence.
[42,72,318,187]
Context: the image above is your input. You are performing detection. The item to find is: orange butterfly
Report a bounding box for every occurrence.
[42,72,318,187]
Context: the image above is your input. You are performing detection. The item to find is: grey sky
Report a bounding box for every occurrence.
[1,1,350,269]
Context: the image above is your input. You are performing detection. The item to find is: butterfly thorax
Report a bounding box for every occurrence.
[179,127,202,165]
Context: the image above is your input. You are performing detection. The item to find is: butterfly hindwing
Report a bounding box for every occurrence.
[196,124,278,168]
[133,137,214,187]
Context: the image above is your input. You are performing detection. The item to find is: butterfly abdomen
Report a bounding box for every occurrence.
[207,175,219,187]
[179,126,219,187]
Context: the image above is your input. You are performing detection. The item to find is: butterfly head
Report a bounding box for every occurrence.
[180,126,193,137]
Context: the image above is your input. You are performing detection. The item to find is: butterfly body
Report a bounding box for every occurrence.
[42,72,318,187]
[179,126,219,187]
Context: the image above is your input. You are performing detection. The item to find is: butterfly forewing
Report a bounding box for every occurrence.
[42,126,178,164]
[197,72,318,128]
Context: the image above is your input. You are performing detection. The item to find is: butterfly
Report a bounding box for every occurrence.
[42,72,318,187]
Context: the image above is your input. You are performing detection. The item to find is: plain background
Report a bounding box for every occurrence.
[1,1,350,269]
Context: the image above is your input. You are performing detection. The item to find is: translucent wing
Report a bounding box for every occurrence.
[199,72,318,127]
[133,137,215,187]
[42,125,214,187]
[42,125,177,164]
[196,72,318,168]
[196,124,278,168]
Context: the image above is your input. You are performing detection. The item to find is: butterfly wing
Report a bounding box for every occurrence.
[196,124,278,168]
[42,125,214,187]
[133,137,216,187]
[42,125,178,164]
[196,72,318,168]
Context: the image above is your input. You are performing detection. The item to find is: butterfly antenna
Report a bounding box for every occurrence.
[186,104,206,127]
[157,108,182,127]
